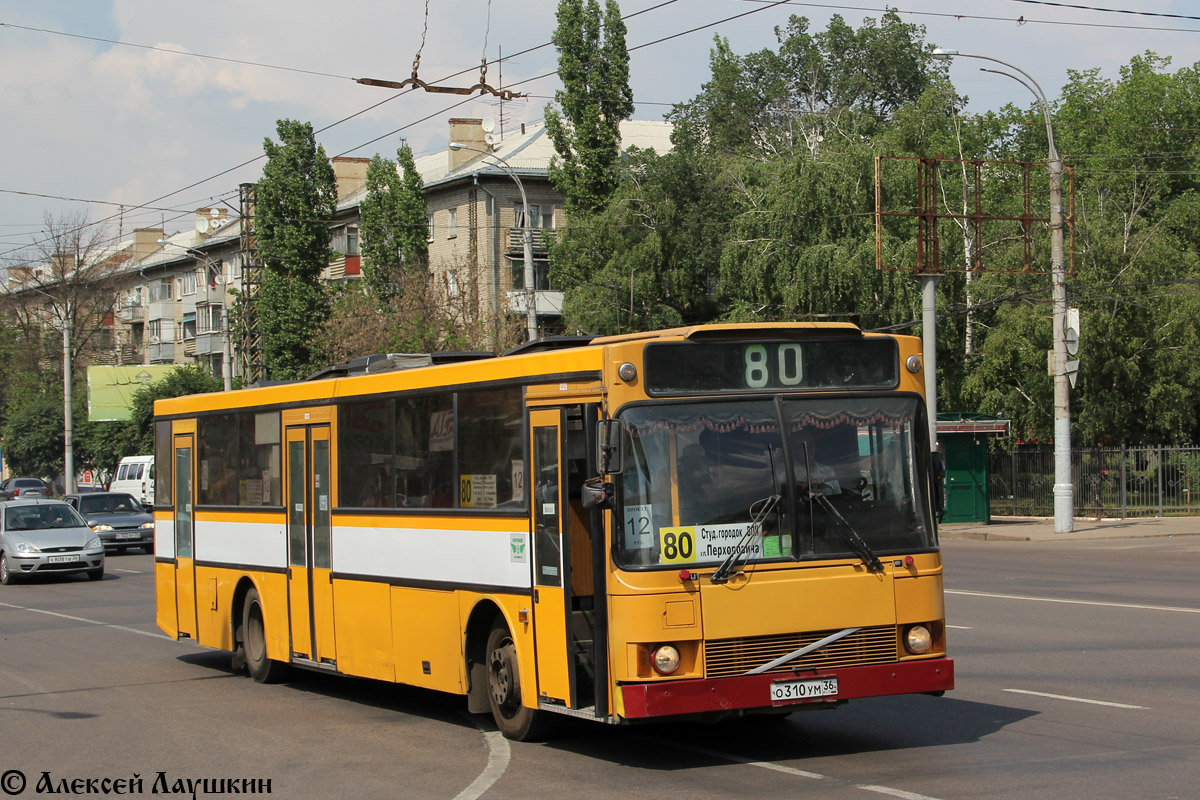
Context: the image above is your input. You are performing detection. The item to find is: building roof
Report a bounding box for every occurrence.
[338,118,674,209]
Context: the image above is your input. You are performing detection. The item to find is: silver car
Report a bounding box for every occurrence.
[0,499,105,584]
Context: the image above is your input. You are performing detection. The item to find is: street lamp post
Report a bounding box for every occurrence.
[158,240,233,391]
[448,141,538,342]
[933,48,1073,533]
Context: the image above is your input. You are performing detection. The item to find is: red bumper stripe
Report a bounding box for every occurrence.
[620,657,954,719]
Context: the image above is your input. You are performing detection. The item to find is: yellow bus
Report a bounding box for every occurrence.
[154,323,952,739]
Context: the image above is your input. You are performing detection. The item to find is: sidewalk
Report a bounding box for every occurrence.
[939,515,1200,542]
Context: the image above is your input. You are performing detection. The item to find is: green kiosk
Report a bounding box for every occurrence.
[936,413,1010,524]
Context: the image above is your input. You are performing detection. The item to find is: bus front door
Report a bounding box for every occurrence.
[285,424,336,666]
[529,409,574,707]
[173,433,197,640]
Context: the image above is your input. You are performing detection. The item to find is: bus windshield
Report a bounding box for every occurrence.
[614,396,935,569]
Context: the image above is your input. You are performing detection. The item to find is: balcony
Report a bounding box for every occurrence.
[149,341,175,363]
[118,304,146,323]
[119,344,144,365]
[147,300,173,322]
[195,331,225,356]
[506,228,553,255]
[196,283,226,306]
[507,290,564,317]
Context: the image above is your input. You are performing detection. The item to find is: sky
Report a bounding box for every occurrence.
[0,0,1197,259]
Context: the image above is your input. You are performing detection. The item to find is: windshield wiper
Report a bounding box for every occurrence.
[810,493,884,573]
[710,493,780,584]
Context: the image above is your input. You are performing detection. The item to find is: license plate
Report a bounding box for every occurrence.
[47,555,80,564]
[115,533,140,539]
[770,676,838,703]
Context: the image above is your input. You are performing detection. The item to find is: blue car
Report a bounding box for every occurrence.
[63,492,155,553]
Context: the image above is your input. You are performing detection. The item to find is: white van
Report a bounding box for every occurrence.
[109,455,155,506]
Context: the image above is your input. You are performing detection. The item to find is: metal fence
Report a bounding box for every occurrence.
[988,446,1200,518]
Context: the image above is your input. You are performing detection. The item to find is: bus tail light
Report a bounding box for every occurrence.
[904,624,933,655]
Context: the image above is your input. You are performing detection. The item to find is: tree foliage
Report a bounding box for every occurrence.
[554,12,1200,447]
[256,119,337,380]
[359,144,429,301]
[544,0,634,216]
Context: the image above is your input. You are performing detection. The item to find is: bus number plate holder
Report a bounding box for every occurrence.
[770,676,838,704]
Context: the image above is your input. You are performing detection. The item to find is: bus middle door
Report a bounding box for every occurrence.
[173,431,198,640]
[285,418,336,666]
[529,408,574,708]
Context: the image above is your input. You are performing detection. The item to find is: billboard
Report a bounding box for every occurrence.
[87,365,179,421]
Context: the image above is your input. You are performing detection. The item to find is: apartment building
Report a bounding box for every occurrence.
[21,119,672,388]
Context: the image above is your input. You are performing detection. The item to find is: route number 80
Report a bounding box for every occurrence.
[744,344,804,388]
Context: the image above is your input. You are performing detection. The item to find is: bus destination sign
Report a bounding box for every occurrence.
[643,339,899,395]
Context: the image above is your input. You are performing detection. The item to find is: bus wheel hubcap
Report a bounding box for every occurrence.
[489,645,515,707]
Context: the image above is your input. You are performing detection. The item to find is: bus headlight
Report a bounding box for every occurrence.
[905,624,932,654]
[652,645,680,674]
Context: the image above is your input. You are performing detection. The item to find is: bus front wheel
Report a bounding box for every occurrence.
[485,622,549,741]
[242,587,289,684]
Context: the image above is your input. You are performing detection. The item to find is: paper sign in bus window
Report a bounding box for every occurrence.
[623,504,654,550]
[658,523,762,564]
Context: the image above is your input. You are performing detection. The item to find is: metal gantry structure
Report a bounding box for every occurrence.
[237,182,265,385]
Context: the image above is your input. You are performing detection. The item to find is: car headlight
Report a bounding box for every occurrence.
[91,523,113,532]
[14,541,40,554]
[905,624,933,654]
[86,536,103,550]
[652,645,681,675]
[140,521,154,530]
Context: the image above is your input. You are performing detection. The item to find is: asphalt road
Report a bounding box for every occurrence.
[1,536,1197,800]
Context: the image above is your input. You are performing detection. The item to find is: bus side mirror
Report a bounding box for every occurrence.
[931,450,946,521]
[597,419,623,475]
[581,476,613,510]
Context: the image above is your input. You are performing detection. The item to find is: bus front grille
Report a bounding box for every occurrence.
[704,625,898,678]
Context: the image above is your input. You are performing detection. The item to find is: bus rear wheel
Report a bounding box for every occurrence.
[485,622,550,741]
[242,587,289,683]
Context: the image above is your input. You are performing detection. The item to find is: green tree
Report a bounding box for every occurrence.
[959,54,1200,444]
[553,146,727,333]
[359,144,429,301]
[671,12,943,159]
[544,0,634,216]
[2,395,66,480]
[256,119,337,380]
[127,366,223,453]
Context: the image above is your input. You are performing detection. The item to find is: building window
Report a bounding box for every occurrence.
[199,306,223,334]
[149,279,172,303]
[427,213,435,242]
[514,203,554,230]
[447,207,457,239]
[331,225,360,257]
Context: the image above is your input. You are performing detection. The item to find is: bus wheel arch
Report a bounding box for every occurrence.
[464,602,505,714]
[230,577,256,673]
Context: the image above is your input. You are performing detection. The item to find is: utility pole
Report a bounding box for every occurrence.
[933,48,1074,532]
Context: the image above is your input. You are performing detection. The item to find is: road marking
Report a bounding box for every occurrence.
[113,568,142,574]
[668,741,825,779]
[1003,688,1146,710]
[858,785,944,800]
[454,717,510,800]
[0,601,171,640]
[946,589,1200,614]
[647,737,945,798]
[947,625,972,630]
